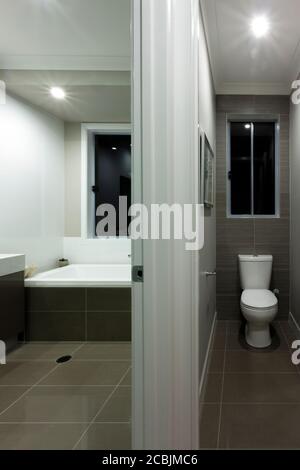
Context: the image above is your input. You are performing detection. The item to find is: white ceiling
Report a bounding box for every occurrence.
[201,0,300,94]
[0,70,131,122]
[0,0,131,71]
[0,1,131,122]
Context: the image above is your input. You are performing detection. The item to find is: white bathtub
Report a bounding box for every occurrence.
[25,264,132,288]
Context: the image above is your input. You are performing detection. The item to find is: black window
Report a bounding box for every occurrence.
[229,121,277,217]
[94,134,131,236]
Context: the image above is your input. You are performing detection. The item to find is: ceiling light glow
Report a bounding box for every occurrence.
[112,147,117,151]
[50,87,66,100]
[245,124,251,129]
[251,16,270,38]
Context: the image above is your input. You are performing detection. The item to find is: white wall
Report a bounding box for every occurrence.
[65,123,82,237]
[198,2,217,385]
[0,94,65,272]
[64,237,131,264]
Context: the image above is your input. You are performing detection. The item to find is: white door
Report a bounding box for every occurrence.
[131,0,201,450]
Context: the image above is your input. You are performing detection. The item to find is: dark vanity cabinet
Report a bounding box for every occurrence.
[0,270,25,343]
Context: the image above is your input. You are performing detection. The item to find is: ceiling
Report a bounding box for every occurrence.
[0,1,131,122]
[0,0,131,71]
[201,0,300,94]
[0,70,131,122]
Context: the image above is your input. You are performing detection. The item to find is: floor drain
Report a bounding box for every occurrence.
[56,355,72,364]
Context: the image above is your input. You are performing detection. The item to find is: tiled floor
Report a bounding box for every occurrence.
[200,321,300,450]
[0,342,131,450]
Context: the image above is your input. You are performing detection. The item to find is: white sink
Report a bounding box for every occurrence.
[0,254,25,277]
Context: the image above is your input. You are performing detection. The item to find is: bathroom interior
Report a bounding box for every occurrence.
[1,0,300,451]
[0,0,132,450]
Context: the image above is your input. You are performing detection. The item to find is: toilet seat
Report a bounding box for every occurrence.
[241,289,278,310]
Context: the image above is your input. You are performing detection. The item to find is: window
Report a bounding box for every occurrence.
[94,134,131,236]
[228,120,279,217]
[81,124,131,239]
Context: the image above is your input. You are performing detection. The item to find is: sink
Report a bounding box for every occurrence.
[0,254,25,277]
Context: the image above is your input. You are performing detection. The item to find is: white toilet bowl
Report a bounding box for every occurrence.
[240,289,278,348]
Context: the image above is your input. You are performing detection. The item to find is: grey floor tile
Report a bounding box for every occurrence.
[219,404,300,449]
[199,404,220,449]
[215,321,227,333]
[119,368,131,386]
[280,321,300,344]
[0,362,57,386]
[223,373,300,403]
[0,386,29,413]
[74,423,131,450]
[73,342,131,361]
[0,386,113,423]
[201,374,223,403]
[40,361,130,386]
[226,321,241,334]
[8,343,83,361]
[95,387,131,422]
[0,423,87,450]
[225,351,298,373]
[208,350,225,373]
[211,332,226,350]
[226,333,244,351]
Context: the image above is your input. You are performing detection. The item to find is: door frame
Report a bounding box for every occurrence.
[131,0,200,449]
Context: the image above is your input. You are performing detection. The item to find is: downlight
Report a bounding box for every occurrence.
[251,16,270,38]
[50,87,66,100]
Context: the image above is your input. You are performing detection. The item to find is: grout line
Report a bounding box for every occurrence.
[71,365,132,450]
[32,384,127,388]
[0,362,61,418]
[216,322,227,449]
[70,343,86,355]
[205,371,299,375]
[200,402,300,406]
[0,384,131,388]
[7,359,131,363]
[7,344,86,363]
[0,421,131,425]
[85,288,88,341]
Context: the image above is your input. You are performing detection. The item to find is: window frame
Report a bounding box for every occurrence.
[81,123,132,239]
[226,114,280,219]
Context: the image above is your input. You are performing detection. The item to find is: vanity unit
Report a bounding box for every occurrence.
[0,254,25,344]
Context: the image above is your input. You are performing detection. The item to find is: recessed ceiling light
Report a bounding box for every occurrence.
[251,16,270,38]
[112,147,117,151]
[50,87,66,100]
[245,124,251,129]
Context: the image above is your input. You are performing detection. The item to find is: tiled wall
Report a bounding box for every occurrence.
[25,288,131,341]
[216,95,290,320]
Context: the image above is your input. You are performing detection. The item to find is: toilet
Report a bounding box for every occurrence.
[238,255,278,349]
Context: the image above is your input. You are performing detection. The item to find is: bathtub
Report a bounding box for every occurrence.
[25,264,132,342]
[25,264,132,288]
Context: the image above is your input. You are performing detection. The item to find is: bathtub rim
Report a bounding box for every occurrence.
[25,264,132,288]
